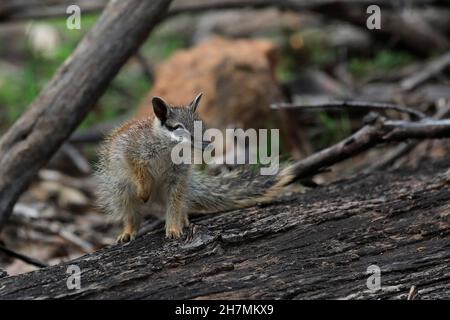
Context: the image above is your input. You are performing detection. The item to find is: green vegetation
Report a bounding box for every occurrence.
[277,28,336,81]
[0,14,188,133]
[300,29,335,68]
[317,111,352,149]
[349,49,415,78]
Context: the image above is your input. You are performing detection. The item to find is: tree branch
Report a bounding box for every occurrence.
[0,244,48,268]
[400,50,450,91]
[271,100,427,120]
[366,102,450,172]
[289,114,450,182]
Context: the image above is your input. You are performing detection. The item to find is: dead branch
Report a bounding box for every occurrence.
[10,208,104,252]
[69,114,129,145]
[366,101,450,172]
[274,100,450,175]
[134,52,154,83]
[324,5,449,55]
[0,244,48,268]
[354,83,450,104]
[289,114,450,182]
[407,285,419,300]
[401,51,450,91]
[61,143,91,175]
[381,119,450,140]
[271,100,427,120]
[22,219,95,253]
[366,142,418,171]
[0,0,172,228]
[37,169,95,195]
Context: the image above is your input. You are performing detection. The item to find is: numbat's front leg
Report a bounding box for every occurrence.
[165,179,189,239]
[117,210,141,243]
[128,157,153,203]
[116,159,152,243]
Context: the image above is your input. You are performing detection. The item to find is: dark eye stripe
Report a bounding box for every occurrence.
[166,124,183,131]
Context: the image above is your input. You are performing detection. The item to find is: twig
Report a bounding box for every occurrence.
[271,100,427,120]
[61,143,91,175]
[0,244,48,268]
[134,52,154,83]
[290,114,450,182]
[354,83,450,104]
[69,114,130,145]
[407,285,418,300]
[382,118,450,140]
[38,169,95,195]
[69,130,106,144]
[366,101,450,172]
[58,228,95,252]
[366,142,417,172]
[401,51,450,91]
[19,218,95,253]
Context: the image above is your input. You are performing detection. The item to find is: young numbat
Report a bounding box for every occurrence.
[95,93,305,243]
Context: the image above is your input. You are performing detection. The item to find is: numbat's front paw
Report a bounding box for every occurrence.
[165,224,186,239]
[116,232,135,243]
[166,217,189,239]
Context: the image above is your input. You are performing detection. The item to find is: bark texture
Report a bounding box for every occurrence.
[1,158,449,299]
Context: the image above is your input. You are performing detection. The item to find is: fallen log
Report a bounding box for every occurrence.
[1,157,449,299]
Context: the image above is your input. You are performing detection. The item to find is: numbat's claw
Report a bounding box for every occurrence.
[116,232,135,243]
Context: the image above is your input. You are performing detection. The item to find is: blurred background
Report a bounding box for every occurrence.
[0,1,449,275]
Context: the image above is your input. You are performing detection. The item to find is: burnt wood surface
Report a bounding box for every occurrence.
[1,158,450,299]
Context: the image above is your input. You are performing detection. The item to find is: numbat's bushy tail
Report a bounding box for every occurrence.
[95,93,303,242]
[188,165,299,213]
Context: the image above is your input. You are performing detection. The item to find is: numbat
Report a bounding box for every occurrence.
[95,94,303,242]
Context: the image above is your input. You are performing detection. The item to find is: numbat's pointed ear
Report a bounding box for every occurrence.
[190,93,203,112]
[152,96,170,124]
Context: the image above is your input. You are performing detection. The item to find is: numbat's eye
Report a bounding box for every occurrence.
[166,124,183,131]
